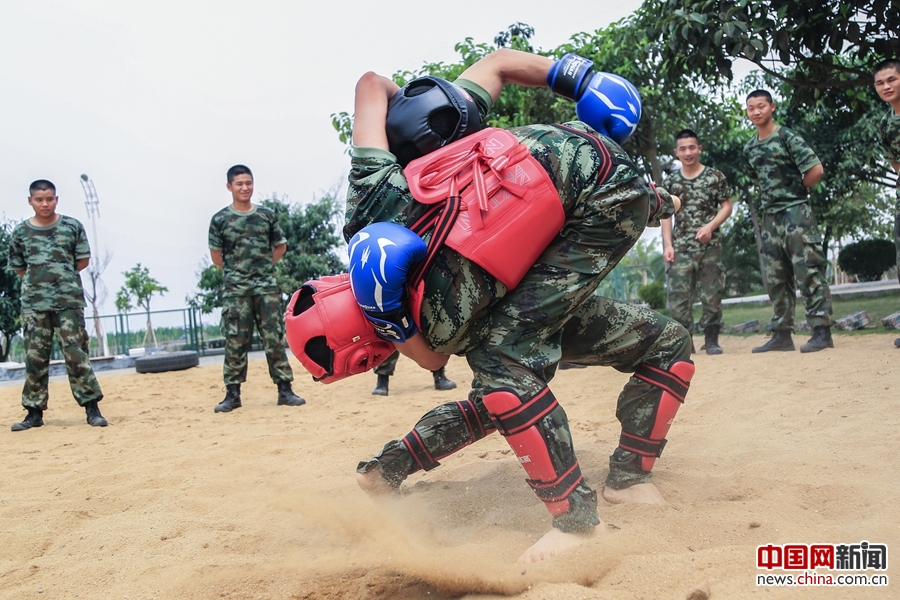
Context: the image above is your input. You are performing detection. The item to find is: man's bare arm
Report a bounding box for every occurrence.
[352,72,400,150]
[695,199,734,243]
[394,332,450,372]
[209,249,224,269]
[803,163,824,188]
[661,217,675,263]
[76,258,90,272]
[458,48,553,102]
[273,243,286,264]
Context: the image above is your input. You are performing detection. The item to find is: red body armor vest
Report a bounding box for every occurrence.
[404,127,565,290]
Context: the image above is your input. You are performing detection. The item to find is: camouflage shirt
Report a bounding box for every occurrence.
[345,80,647,354]
[8,215,89,312]
[208,204,286,297]
[880,108,900,164]
[663,166,731,252]
[744,125,821,214]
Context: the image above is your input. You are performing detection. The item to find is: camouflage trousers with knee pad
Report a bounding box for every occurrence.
[21,308,103,409]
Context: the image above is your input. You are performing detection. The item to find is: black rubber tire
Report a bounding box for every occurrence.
[134,351,200,374]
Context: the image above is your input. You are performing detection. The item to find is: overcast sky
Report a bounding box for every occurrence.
[2,0,645,316]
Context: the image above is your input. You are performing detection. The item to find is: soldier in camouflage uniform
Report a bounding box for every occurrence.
[208,165,305,412]
[370,349,457,396]
[346,50,692,562]
[873,59,900,349]
[7,180,108,431]
[661,129,733,355]
[744,90,834,354]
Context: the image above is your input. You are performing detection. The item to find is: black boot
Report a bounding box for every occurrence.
[11,407,44,432]
[704,326,723,355]
[752,330,795,353]
[84,400,108,427]
[276,381,306,406]
[800,325,834,353]
[432,367,457,391]
[371,374,390,396]
[214,384,242,413]
[895,338,900,348]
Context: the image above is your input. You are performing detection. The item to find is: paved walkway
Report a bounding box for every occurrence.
[723,279,899,305]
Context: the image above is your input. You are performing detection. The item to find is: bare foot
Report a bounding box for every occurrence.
[602,482,665,505]
[356,470,396,497]
[516,525,606,564]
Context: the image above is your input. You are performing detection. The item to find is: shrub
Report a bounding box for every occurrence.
[838,239,896,282]
[638,280,666,309]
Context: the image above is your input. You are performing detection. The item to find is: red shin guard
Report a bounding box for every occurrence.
[618,360,695,471]
[483,388,583,516]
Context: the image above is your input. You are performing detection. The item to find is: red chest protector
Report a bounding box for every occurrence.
[403,127,565,290]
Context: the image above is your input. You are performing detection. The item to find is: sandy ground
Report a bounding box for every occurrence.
[1,334,898,600]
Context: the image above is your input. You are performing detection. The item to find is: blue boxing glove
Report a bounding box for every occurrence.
[547,53,642,144]
[348,222,427,343]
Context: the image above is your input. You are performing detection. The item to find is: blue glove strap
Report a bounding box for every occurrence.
[365,306,418,343]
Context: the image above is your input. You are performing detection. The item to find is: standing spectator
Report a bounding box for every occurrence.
[661,129,733,355]
[873,59,900,348]
[8,180,108,431]
[743,91,834,353]
[208,165,305,412]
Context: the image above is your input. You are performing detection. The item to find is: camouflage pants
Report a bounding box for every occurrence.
[666,244,725,333]
[760,203,833,331]
[358,295,691,532]
[894,211,900,285]
[222,293,293,385]
[21,309,103,409]
[373,350,400,376]
[359,184,691,532]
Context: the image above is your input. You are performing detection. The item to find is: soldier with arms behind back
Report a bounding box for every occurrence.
[743,90,834,353]
[8,180,108,431]
[208,165,305,412]
[873,59,900,349]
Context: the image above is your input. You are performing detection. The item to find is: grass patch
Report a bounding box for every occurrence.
[710,292,900,335]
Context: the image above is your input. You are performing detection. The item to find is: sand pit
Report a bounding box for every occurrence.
[1,334,898,599]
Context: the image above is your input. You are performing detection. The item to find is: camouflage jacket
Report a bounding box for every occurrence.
[8,215,89,312]
[208,205,286,297]
[880,109,900,165]
[663,166,731,252]
[744,125,821,214]
[345,79,654,353]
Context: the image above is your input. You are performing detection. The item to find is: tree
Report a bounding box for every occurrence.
[186,259,224,315]
[83,247,112,356]
[838,239,897,282]
[0,219,22,362]
[259,191,346,296]
[115,264,168,348]
[639,0,899,108]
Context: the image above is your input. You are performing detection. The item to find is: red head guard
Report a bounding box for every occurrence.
[284,274,395,384]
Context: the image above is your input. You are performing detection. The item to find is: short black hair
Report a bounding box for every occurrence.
[873,59,900,78]
[227,164,253,184]
[29,180,56,195]
[746,90,774,104]
[675,129,701,145]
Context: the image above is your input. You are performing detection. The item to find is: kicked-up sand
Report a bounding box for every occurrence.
[1,334,898,599]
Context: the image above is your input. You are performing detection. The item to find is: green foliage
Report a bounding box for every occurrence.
[638,0,899,110]
[837,239,897,282]
[720,203,763,296]
[638,279,666,308]
[0,219,23,362]
[186,259,224,315]
[259,192,345,295]
[115,264,168,315]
